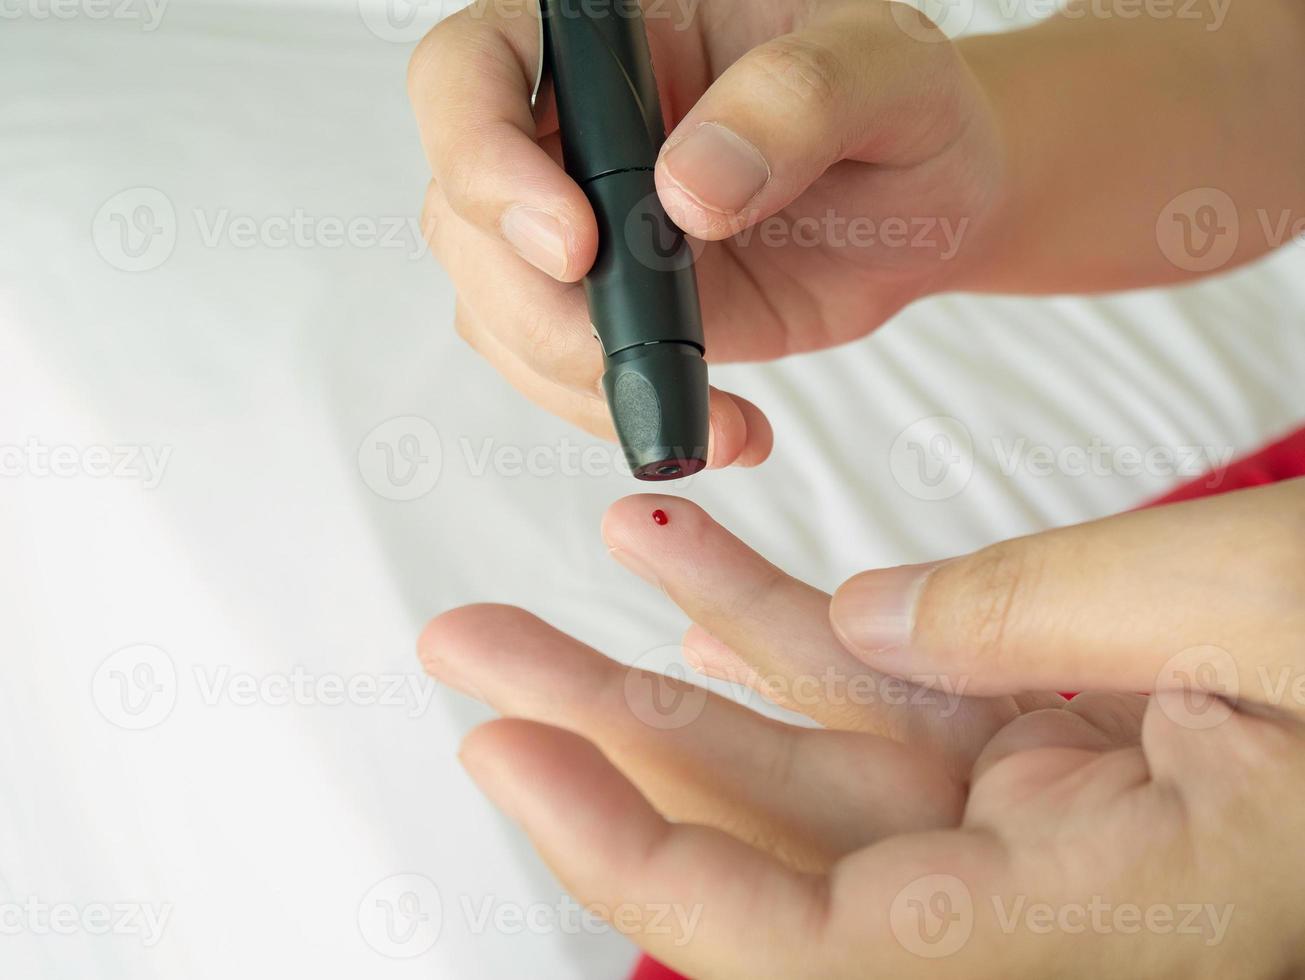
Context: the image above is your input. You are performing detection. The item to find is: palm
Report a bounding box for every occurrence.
[422,494,1151,871]
[427,498,1282,976]
[639,0,1004,361]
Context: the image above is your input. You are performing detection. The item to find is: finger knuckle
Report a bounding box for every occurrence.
[723,562,789,627]
[438,145,483,220]
[406,17,454,100]
[408,2,494,97]
[520,306,570,359]
[750,34,845,116]
[953,542,1041,663]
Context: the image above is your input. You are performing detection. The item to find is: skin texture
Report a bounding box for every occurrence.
[409,0,1305,972]
[408,0,1008,467]
[409,0,1305,467]
[422,482,1305,979]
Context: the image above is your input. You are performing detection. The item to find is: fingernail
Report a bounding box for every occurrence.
[830,562,942,660]
[500,206,569,279]
[607,547,660,588]
[661,122,770,214]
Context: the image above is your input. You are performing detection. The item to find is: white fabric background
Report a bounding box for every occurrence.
[1,1,1303,977]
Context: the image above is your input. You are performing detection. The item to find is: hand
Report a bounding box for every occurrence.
[409,0,1007,468]
[420,485,1305,978]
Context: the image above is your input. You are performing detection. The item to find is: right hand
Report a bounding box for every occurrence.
[409,0,1010,468]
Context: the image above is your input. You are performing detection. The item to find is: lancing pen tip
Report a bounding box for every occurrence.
[542,0,709,481]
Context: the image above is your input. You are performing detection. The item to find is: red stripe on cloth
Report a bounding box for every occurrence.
[630,956,683,980]
[1147,424,1305,504]
[632,423,1305,980]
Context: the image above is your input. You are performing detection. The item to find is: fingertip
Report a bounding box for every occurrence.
[499,200,595,283]
[731,394,774,467]
[418,602,494,673]
[457,718,516,776]
[705,388,748,469]
[654,169,743,242]
[601,494,710,551]
[458,719,571,823]
[704,389,773,469]
[557,200,599,283]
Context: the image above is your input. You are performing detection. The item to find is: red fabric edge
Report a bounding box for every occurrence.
[633,424,1305,980]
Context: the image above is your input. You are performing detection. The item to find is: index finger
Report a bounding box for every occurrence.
[408,0,598,281]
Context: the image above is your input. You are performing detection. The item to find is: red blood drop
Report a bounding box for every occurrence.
[651,509,669,526]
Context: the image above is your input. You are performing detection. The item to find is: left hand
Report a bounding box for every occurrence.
[420,484,1305,978]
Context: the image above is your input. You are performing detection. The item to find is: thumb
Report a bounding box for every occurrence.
[828,481,1305,705]
[654,3,962,240]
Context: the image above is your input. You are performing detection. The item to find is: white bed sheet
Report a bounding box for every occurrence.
[1,3,1303,978]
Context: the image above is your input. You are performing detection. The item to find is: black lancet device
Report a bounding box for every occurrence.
[539,0,710,480]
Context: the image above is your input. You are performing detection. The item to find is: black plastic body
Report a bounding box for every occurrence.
[541,0,709,480]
